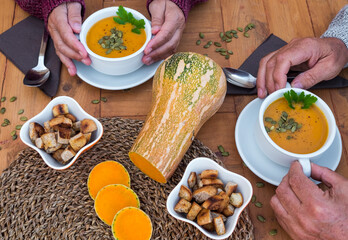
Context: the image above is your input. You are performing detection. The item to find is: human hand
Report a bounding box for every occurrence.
[48,2,91,76]
[270,161,348,240]
[257,37,348,98]
[143,0,185,65]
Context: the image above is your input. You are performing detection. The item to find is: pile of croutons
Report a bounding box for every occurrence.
[174,169,243,236]
[29,104,97,164]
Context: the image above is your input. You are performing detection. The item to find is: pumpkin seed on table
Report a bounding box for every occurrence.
[220,52,227,56]
[1,97,5,102]
[214,42,222,47]
[256,182,265,188]
[233,34,238,38]
[203,44,210,49]
[269,229,278,236]
[237,27,243,32]
[4,119,10,124]
[92,100,100,104]
[12,134,17,140]
[218,145,225,153]
[196,40,201,45]
[257,215,266,223]
[199,32,204,39]
[255,202,263,208]
[0,108,5,114]
[226,39,232,43]
[225,55,230,59]
[15,125,22,130]
[244,32,250,38]
[10,96,17,102]
[221,151,230,157]
[10,130,16,136]
[18,109,24,115]
[228,50,233,55]
[251,195,256,203]
[219,32,224,38]
[20,116,28,121]
[101,97,107,102]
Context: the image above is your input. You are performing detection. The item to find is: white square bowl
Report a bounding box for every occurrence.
[19,96,103,170]
[166,157,253,239]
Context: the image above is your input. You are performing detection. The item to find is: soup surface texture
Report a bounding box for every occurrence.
[86,17,146,58]
[263,97,328,154]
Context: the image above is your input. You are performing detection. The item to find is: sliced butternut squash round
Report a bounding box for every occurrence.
[112,207,152,240]
[94,184,140,225]
[88,161,130,200]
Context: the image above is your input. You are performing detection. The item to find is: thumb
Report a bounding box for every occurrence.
[67,2,82,33]
[310,163,345,188]
[149,0,166,34]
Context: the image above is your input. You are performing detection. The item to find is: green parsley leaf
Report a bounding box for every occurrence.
[283,90,317,109]
[114,5,145,34]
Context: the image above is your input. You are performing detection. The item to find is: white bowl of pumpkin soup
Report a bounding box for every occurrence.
[255,88,336,176]
[80,6,151,75]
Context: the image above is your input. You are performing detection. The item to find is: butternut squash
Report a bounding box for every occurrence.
[94,184,140,225]
[88,161,130,200]
[129,52,226,183]
[112,207,152,240]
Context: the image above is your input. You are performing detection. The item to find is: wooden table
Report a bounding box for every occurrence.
[1,0,348,239]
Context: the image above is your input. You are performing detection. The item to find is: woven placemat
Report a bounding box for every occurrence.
[0,117,254,240]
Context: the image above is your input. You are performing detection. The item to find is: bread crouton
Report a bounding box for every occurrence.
[57,127,72,144]
[202,178,224,189]
[61,146,76,162]
[80,119,97,134]
[202,222,215,231]
[211,212,227,222]
[179,185,192,202]
[41,132,57,148]
[197,209,212,226]
[199,169,218,179]
[52,149,64,163]
[192,186,217,203]
[84,133,92,143]
[187,202,202,221]
[35,137,44,149]
[64,113,77,123]
[72,121,81,131]
[202,191,229,212]
[187,172,197,189]
[225,182,238,196]
[29,122,45,142]
[49,117,72,129]
[69,132,87,152]
[174,198,191,213]
[44,121,53,132]
[46,143,62,154]
[222,204,235,217]
[230,192,243,208]
[213,216,226,235]
[52,104,69,117]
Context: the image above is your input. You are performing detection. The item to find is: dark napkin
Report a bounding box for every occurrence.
[227,34,348,95]
[0,16,61,97]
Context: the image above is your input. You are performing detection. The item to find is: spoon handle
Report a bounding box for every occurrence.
[38,31,48,66]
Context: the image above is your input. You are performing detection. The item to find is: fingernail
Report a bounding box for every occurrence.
[151,26,160,34]
[79,51,84,58]
[68,68,74,76]
[275,83,280,90]
[73,23,81,32]
[81,58,89,65]
[145,48,152,55]
[292,81,303,88]
[257,88,263,97]
[144,57,152,65]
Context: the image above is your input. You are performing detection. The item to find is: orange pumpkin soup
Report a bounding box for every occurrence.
[263,97,328,154]
[86,16,146,58]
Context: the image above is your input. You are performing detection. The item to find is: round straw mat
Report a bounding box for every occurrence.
[0,117,254,240]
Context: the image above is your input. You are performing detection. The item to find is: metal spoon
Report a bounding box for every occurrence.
[223,67,298,88]
[23,31,50,87]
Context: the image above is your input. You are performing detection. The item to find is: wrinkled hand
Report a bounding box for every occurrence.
[257,37,348,98]
[271,161,348,240]
[48,2,91,76]
[143,0,185,65]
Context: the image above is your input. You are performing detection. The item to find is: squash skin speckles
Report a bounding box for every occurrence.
[129,52,227,183]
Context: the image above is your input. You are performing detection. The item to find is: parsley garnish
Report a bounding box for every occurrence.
[283,90,317,109]
[114,6,145,34]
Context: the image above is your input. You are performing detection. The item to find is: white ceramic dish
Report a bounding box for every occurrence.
[19,96,103,170]
[73,59,162,90]
[167,157,253,240]
[80,6,152,75]
[235,98,342,186]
